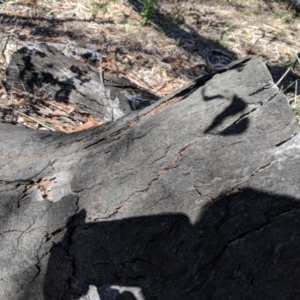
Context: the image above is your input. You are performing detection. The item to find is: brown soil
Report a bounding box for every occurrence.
[0,0,300,130]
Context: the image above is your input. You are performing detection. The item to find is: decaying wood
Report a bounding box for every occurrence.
[4,43,159,123]
[1,57,300,300]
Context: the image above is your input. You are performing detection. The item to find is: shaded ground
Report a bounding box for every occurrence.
[0,0,300,130]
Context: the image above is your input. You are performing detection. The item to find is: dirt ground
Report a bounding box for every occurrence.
[0,0,300,131]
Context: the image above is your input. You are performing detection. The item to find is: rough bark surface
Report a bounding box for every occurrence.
[1,57,300,300]
[4,43,159,122]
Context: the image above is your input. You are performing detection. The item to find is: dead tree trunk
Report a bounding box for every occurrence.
[1,57,300,300]
[4,44,159,122]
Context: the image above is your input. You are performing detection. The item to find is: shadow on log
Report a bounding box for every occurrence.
[42,187,300,300]
[1,57,300,299]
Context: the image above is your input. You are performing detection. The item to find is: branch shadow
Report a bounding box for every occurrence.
[42,187,300,299]
[201,87,249,136]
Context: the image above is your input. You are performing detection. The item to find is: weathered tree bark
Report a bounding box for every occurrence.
[5,43,159,122]
[1,57,300,300]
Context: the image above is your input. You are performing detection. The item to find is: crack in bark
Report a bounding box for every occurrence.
[256,88,280,108]
[75,195,80,212]
[274,133,297,147]
[82,58,252,151]
[101,177,160,220]
[199,206,300,275]
[218,109,255,134]
[248,81,275,96]
[158,146,188,175]
[29,198,81,287]
[149,144,172,166]
[215,161,274,201]
[192,158,280,224]
[83,98,180,150]
[211,89,280,136]
[194,186,215,202]
[45,227,67,242]
[103,144,191,219]
[26,204,80,290]
[27,232,47,285]
[14,224,35,246]
[29,263,41,284]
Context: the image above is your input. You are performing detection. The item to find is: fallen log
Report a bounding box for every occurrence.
[4,43,159,122]
[1,57,300,300]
